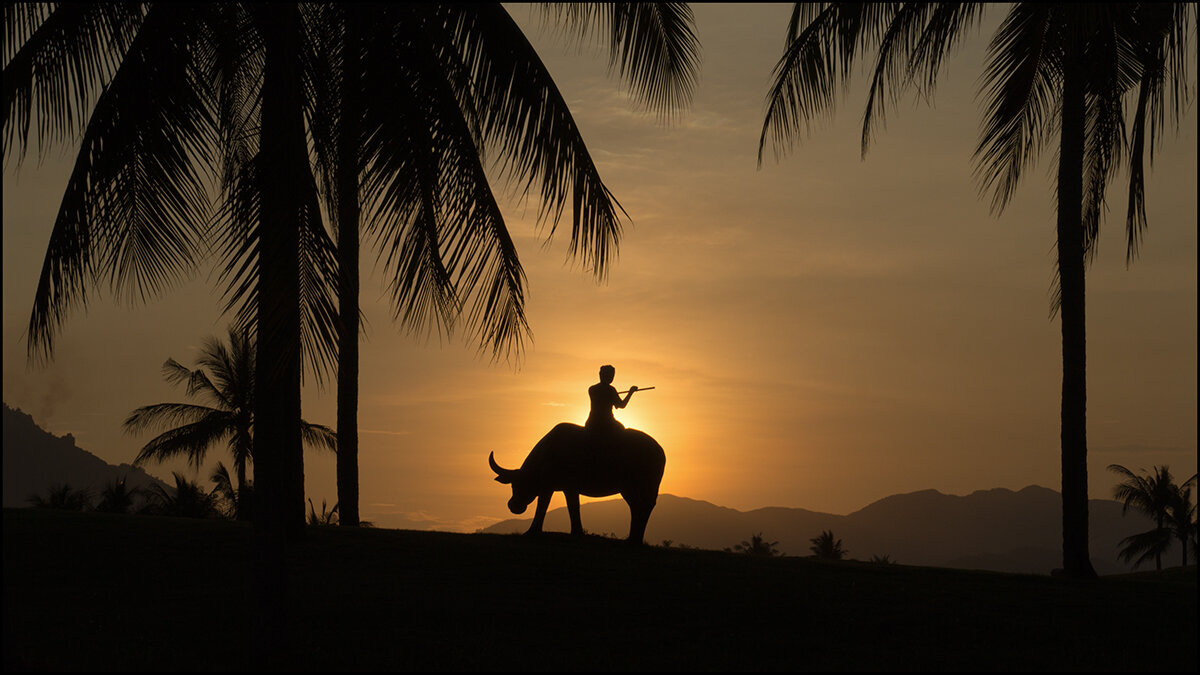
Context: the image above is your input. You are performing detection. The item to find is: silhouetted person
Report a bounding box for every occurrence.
[586,365,637,436]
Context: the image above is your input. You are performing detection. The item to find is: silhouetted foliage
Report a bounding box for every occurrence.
[729,532,782,557]
[95,477,143,514]
[761,1,1195,580]
[809,530,847,560]
[144,473,220,519]
[124,329,336,522]
[27,483,91,511]
[307,498,339,526]
[1166,479,1197,567]
[210,462,253,521]
[1108,464,1189,570]
[870,554,897,565]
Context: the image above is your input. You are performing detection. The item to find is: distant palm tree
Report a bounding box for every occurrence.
[95,477,143,514]
[870,554,897,565]
[1166,476,1197,567]
[144,472,220,519]
[124,328,337,520]
[732,532,782,557]
[1108,464,1179,570]
[760,3,1195,579]
[809,530,847,560]
[27,483,91,511]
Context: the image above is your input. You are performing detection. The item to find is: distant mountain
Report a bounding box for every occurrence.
[480,487,1158,576]
[2,402,169,507]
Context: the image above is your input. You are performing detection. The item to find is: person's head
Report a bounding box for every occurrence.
[599,365,615,384]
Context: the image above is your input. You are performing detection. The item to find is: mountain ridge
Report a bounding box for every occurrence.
[481,487,1156,576]
[3,402,169,506]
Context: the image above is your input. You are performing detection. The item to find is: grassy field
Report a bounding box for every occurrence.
[4,508,1195,671]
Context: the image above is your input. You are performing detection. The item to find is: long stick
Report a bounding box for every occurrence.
[618,387,654,395]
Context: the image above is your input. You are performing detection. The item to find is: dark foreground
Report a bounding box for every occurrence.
[4,508,1196,671]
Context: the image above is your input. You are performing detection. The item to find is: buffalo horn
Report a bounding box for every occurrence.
[488,451,517,481]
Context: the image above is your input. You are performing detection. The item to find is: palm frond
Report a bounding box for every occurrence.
[25,3,218,362]
[301,421,338,453]
[360,6,530,360]
[441,3,628,281]
[129,409,235,470]
[972,3,1063,215]
[3,2,144,163]
[545,3,700,119]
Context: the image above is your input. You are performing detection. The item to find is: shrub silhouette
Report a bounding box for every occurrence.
[809,530,847,560]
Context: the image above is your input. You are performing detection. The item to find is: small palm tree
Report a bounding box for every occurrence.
[870,554,897,565]
[27,483,91,511]
[210,462,252,521]
[306,498,339,527]
[95,477,143,514]
[732,533,782,557]
[809,530,848,560]
[1108,464,1178,570]
[124,328,337,520]
[144,472,219,519]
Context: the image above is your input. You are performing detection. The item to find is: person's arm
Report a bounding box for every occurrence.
[614,385,638,409]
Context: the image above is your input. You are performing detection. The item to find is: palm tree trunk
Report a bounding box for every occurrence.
[252,3,305,665]
[1156,516,1164,570]
[336,7,361,527]
[1057,41,1097,580]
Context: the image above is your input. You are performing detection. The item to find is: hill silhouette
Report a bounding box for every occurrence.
[481,489,1155,575]
[2,402,169,506]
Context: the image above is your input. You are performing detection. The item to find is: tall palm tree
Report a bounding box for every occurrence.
[759,3,1193,579]
[1108,463,1179,570]
[303,4,700,526]
[124,327,337,520]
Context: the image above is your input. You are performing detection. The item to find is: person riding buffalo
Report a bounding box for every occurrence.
[586,364,638,436]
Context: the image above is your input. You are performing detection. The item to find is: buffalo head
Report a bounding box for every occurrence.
[489,451,536,515]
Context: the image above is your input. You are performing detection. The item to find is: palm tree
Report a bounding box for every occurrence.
[809,530,847,560]
[302,4,701,526]
[1108,464,1180,570]
[759,3,1194,579]
[143,472,220,519]
[1166,475,1197,567]
[124,327,337,520]
[95,477,144,514]
[27,483,91,511]
[307,498,339,527]
[732,532,783,556]
[211,461,252,521]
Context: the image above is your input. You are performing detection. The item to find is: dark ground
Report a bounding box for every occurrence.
[4,508,1196,671]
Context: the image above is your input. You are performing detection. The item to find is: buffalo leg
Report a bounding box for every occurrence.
[624,493,656,544]
[565,492,583,535]
[527,491,553,535]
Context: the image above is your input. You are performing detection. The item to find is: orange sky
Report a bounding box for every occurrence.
[3,4,1197,532]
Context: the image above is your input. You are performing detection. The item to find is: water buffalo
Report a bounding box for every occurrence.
[489,422,666,543]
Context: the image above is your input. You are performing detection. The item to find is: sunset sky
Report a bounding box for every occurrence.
[3,4,1196,532]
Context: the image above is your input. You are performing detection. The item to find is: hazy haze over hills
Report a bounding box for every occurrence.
[482,490,1157,576]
